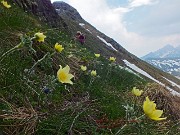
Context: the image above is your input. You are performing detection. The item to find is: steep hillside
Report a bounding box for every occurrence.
[0,0,180,135]
[53,2,180,94]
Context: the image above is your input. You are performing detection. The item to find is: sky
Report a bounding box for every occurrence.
[50,0,180,57]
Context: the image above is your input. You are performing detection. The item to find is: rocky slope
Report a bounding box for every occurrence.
[53,1,83,21]
[13,0,67,27]
[52,1,180,94]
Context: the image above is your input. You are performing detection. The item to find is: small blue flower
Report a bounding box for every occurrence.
[43,87,51,94]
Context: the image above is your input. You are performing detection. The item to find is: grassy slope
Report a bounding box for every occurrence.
[0,3,179,135]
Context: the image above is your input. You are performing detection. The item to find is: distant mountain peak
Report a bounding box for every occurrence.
[142,44,180,59]
[160,44,174,50]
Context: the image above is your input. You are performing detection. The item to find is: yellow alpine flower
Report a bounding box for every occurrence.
[81,65,87,71]
[34,32,46,42]
[95,53,100,58]
[109,57,116,62]
[57,65,74,85]
[143,97,167,121]
[132,87,143,96]
[1,0,11,8]
[54,43,64,52]
[91,70,97,76]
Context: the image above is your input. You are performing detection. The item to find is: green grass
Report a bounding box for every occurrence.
[0,2,179,135]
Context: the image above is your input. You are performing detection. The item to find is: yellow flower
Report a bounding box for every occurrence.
[109,57,116,62]
[132,87,143,96]
[81,65,87,71]
[34,32,46,42]
[95,53,100,58]
[91,70,97,76]
[57,65,74,85]
[1,1,11,8]
[54,43,64,52]
[143,97,166,121]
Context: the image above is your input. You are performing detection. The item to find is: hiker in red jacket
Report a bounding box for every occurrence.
[75,31,85,45]
[78,34,85,45]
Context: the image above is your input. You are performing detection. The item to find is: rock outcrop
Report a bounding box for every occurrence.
[13,0,67,27]
[53,1,83,22]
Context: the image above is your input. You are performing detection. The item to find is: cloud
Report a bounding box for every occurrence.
[126,0,180,37]
[64,0,159,56]
[52,0,180,57]
[129,0,157,8]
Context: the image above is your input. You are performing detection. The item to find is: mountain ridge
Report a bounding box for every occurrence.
[141,44,180,78]
[142,44,180,59]
[53,1,180,91]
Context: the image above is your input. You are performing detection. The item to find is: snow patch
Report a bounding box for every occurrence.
[124,67,137,75]
[163,77,180,89]
[86,29,92,34]
[165,86,180,97]
[79,23,85,26]
[97,36,118,52]
[56,9,60,11]
[123,59,180,97]
[123,60,157,82]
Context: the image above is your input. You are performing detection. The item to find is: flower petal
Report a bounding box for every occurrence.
[143,97,154,115]
[67,74,74,80]
[63,65,70,73]
[149,110,166,120]
[64,79,73,85]
[57,65,74,85]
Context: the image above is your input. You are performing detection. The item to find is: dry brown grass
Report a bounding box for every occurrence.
[143,83,180,120]
[0,97,39,135]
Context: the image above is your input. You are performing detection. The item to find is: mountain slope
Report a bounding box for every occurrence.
[0,1,180,134]
[145,58,180,79]
[142,45,180,79]
[53,1,180,94]
[142,44,180,59]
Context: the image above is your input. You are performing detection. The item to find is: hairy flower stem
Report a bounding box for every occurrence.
[0,43,21,62]
[50,52,56,57]
[136,114,146,121]
[28,51,57,74]
[104,63,113,83]
[88,77,95,88]
[115,114,145,135]
[69,107,87,135]
[115,124,127,135]
[28,52,50,73]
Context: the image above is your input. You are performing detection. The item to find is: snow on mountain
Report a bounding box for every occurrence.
[142,45,180,78]
[142,44,180,59]
[163,77,180,89]
[79,23,85,26]
[123,60,180,96]
[53,1,180,96]
[97,36,118,52]
[145,58,180,78]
